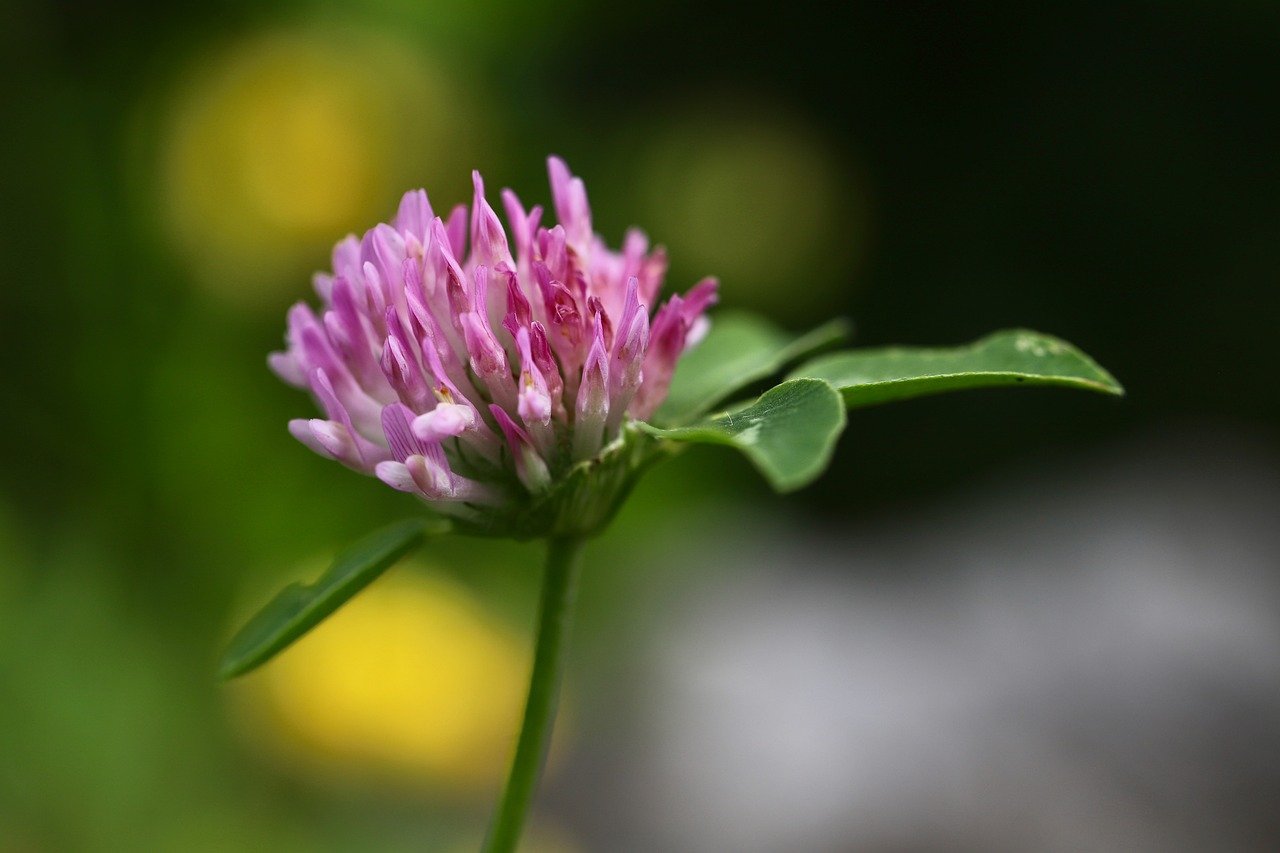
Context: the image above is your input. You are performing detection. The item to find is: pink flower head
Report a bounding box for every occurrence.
[271,157,717,517]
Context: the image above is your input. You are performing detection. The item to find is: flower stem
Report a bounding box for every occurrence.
[483,535,585,853]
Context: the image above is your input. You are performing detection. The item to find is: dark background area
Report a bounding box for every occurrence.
[2,2,1278,850]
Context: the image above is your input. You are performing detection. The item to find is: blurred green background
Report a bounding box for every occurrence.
[3,2,1279,851]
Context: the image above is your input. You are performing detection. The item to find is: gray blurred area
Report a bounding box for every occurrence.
[560,426,1280,852]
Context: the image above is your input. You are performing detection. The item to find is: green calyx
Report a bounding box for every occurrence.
[450,423,666,540]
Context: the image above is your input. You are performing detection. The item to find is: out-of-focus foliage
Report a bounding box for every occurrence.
[634,103,864,322]
[234,568,534,791]
[2,0,1278,849]
[158,26,490,310]
[221,520,444,679]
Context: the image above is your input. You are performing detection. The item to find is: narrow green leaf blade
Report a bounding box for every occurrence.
[220,518,449,679]
[791,329,1123,409]
[657,312,850,425]
[643,378,846,492]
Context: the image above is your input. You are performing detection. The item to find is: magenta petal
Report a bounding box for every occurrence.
[622,229,648,274]
[308,420,351,459]
[289,418,335,458]
[504,266,532,330]
[380,402,425,462]
[406,452,452,498]
[515,326,552,426]
[547,156,592,248]
[581,328,609,420]
[528,322,565,418]
[681,277,720,321]
[501,188,533,264]
[394,189,433,241]
[375,460,420,494]
[614,278,641,348]
[534,264,583,352]
[331,235,361,282]
[547,156,573,231]
[608,278,648,430]
[525,205,544,256]
[573,315,610,460]
[276,159,722,505]
[381,308,432,411]
[587,295,613,350]
[462,311,505,377]
[411,403,474,444]
[637,246,669,306]
[491,404,551,493]
[269,351,306,388]
[310,368,388,469]
[419,322,475,408]
[470,170,511,267]
[649,294,688,362]
[326,277,381,387]
[359,260,388,320]
[630,294,691,421]
[539,226,569,285]
[312,272,335,302]
[444,203,468,260]
[428,219,471,330]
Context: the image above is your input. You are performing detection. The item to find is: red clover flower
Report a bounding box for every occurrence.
[270,158,716,528]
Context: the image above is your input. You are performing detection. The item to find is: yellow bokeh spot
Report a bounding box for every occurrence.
[244,568,534,792]
[158,26,485,311]
[221,54,378,237]
[638,102,868,321]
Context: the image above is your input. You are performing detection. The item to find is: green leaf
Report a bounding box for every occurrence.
[791,329,1123,409]
[220,518,450,679]
[657,312,850,425]
[642,378,846,492]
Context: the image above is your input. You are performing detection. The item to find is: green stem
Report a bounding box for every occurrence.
[483,535,585,853]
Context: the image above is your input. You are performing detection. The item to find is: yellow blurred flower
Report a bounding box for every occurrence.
[159,26,488,311]
[238,567,542,793]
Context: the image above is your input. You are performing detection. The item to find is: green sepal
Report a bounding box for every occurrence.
[450,423,663,541]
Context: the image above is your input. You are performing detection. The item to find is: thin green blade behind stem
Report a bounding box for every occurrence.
[484,536,585,853]
[220,518,449,679]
